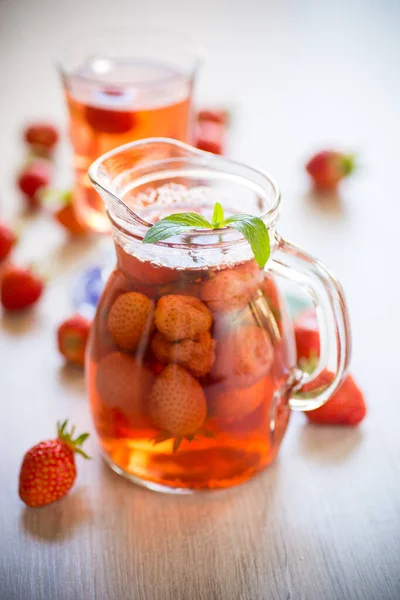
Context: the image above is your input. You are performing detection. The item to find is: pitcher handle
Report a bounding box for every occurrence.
[269,236,352,411]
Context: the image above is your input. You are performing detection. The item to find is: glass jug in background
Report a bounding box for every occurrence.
[87,138,351,493]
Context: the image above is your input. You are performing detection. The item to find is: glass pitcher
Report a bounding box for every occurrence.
[87,138,351,493]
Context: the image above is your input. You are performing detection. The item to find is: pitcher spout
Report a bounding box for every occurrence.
[88,137,281,239]
[88,138,211,236]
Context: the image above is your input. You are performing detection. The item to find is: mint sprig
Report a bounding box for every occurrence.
[143,202,270,268]
[211,201,225,226]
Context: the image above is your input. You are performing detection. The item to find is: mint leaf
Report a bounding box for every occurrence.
[223,214,270,268]
[143,212,212,244]
[143,222,200,244]
[211,202,224,227]
[142,203,271,269]
[161,212,212,228]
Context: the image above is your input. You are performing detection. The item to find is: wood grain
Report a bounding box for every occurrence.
[1,1,400,599]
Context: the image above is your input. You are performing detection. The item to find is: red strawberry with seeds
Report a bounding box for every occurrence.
[1,266,44,311]
[154,294,212,342]
[149,364,207,449]
[24,122,59,156]
[306,150,355,191]
[17,159,52,208]
[19,420,89,508]
[58,314,92,367]
[151,330,216,377]
[108,291,154,351]
[0,222,17,262]
[302,370,366,426]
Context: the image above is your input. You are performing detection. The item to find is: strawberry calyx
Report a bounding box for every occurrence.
[152,431,187,453]
[63,333,84,352]
[58,190,73,206]
[56,419,90,459]
[339,153,356,177]
[152,427,215,453]
[43,188,73,207]
[298,351,319,374]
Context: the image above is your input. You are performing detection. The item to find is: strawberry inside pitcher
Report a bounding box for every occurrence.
[87,239,293,490]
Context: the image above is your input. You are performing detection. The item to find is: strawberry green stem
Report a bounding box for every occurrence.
[340,154,356,176]
[298,351,319,374]
[56,419,91,459]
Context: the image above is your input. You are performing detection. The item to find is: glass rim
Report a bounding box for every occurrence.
[55,25,204,86]
[88,138,281,251]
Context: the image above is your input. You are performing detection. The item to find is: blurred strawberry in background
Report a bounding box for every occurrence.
[306,150,356,191]
[195,109,229,155]
[17,159,52,209]
[0,266,44,311]
[197,109,229,125]
[57,314,91,367]
[0,222,17,262]
[23,122,60,158]
[293,308,320,361]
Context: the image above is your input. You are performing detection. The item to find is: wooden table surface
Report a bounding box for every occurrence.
[1,1,400,599]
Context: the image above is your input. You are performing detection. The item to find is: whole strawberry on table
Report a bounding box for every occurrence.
[17,159,53,210]
[19,420,89,508]
[306,150,356,191]
[23,122,59,157]
[0,265,44,311]
[16,121,60,210]
[57,314,92,367]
